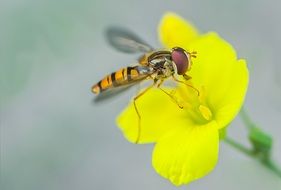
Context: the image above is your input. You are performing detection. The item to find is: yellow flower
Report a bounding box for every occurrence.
[117,12,249,186]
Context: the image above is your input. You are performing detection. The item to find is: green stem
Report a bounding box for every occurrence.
[224,137,281,178]
[224,137,255,157]
[240,107,254,130]
[263,160,281,178]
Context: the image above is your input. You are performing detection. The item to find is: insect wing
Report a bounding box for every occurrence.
[106,27,153,53]
[93,83,135,103]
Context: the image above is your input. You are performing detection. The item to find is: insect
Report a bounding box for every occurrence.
[92,27,198,143]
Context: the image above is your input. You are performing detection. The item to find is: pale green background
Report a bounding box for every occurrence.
[1,0,281,190]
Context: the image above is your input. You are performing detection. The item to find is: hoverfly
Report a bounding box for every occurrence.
[92,27,198,143]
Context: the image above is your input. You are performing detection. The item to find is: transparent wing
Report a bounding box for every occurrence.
[93,82,138,103]
[106,26,153,53]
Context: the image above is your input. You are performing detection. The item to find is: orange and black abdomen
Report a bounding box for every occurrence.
[92,66,153,94]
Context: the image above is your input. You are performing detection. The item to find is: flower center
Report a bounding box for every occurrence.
[176,84,213,124]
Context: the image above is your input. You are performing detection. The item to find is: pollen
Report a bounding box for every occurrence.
[199,105,212,121]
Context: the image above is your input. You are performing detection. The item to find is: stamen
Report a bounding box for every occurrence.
[199,105,212,121]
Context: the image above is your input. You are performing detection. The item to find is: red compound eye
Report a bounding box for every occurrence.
[171,47,189,75]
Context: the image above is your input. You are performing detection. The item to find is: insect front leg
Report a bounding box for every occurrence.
[156,80,184,109]
[183,73,192,80]
[133,81,157,144]
[172,75,200,96]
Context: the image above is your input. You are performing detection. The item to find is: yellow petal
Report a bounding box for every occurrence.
[158,12,199,49]
[186,32,249,128]
[152,121,219,186]
[116,88,188,144]
[213,59,249,128]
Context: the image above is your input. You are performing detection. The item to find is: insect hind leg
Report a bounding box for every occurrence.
[133,81,157,144]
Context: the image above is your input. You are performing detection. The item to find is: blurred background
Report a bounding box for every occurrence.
[1,0,281,189]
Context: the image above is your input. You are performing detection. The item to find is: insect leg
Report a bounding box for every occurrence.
[183,73,192,80]
[133,81,157,144]
[156,80,184,109]
[172,75,200,96]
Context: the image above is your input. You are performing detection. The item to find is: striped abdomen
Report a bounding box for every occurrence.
[92,66,153,94]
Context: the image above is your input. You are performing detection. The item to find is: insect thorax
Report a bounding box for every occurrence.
[147,50,175,79]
